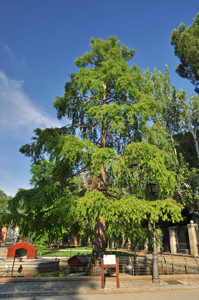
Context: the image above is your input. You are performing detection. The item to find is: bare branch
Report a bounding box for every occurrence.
[80,122,100,136]
[65,123,99,129]
[67,163,91,179]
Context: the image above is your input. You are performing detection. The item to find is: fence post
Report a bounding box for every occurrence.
[187,221,198,256]
[169,227,177,254]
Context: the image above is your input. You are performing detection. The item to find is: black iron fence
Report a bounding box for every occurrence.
[67,254,199,276]
[162,228,170,253]
[176,226,190,254]
[196,225,199,253]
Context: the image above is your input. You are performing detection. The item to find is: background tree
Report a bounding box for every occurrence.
[146,66,199,157]
[170,13,199,216]
[171,13,199,93]
[177,93,199,159]
[146,66,199,214]
[8,128,81,243]
[145,66,181,153]
[0,189,12,227]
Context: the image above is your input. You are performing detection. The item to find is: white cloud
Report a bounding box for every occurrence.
[0,71,62,137]
[2,43,17,64]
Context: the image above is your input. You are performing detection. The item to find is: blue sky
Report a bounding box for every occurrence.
[0,0,198,196]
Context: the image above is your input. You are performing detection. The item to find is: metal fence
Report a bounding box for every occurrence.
[196,225,199,253]
[67,254,199,276]
[176,226,190,254]
[162,228,170,253]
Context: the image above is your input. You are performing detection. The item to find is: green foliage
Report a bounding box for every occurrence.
[150,66,181,136]
[175,131,198,169]
[145,66,199,214]
[54,36,155,151]
[171,13,199,93]
[32,232,50,246]
[8,180,76,239]
[176,93,199,159]
[0,190,10,210]
[7,36,187,255]
[174,164,199,212]
[145,65,190,152]
[118,142,178,198]
[75,190,183,243]
[0,190,12,226]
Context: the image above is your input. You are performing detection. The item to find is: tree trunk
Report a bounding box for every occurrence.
[91,83,107,262]
[190,126,199,158]
[92,215,106,262]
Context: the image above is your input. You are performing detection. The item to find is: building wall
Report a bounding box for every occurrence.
[0,226,7,242]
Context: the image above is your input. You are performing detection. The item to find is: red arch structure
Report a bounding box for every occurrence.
[7,242,37,259]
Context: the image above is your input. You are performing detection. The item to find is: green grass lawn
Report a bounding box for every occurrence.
[36,246,135,258]
[36,245,92,257]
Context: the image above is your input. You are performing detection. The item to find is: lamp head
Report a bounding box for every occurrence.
[146,180,159,195]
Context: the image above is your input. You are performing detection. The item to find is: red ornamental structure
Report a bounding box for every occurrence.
[68,255,88,269]
[7,242,37,259]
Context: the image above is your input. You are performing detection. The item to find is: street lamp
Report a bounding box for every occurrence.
[146,180,160,284]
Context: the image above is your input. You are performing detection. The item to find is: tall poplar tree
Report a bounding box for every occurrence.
[146,66,199,212]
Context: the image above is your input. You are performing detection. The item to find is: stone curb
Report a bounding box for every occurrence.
[0,273,199,283]
[1,284,199,298]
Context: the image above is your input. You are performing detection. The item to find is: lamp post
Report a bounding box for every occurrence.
[146,181,160,284]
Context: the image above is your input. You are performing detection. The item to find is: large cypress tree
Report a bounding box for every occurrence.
[9,37,183,261]
[53,36,169,260]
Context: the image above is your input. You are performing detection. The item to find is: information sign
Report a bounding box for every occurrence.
[101,254,120,289]
[103,255,116,265]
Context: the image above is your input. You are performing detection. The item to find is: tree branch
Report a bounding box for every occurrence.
[65,123,99,129]
[80,122,100,136]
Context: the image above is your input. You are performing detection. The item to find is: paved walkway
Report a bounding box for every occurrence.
[2,290,199,300]
[0,274,199,299]
[1,290,199,300]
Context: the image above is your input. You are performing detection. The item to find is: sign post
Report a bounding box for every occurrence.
[101,255,120,289]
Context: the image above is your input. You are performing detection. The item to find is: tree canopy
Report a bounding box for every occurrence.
[0,190,12,226]
[54,36,155,152]
[8,37,187,260]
